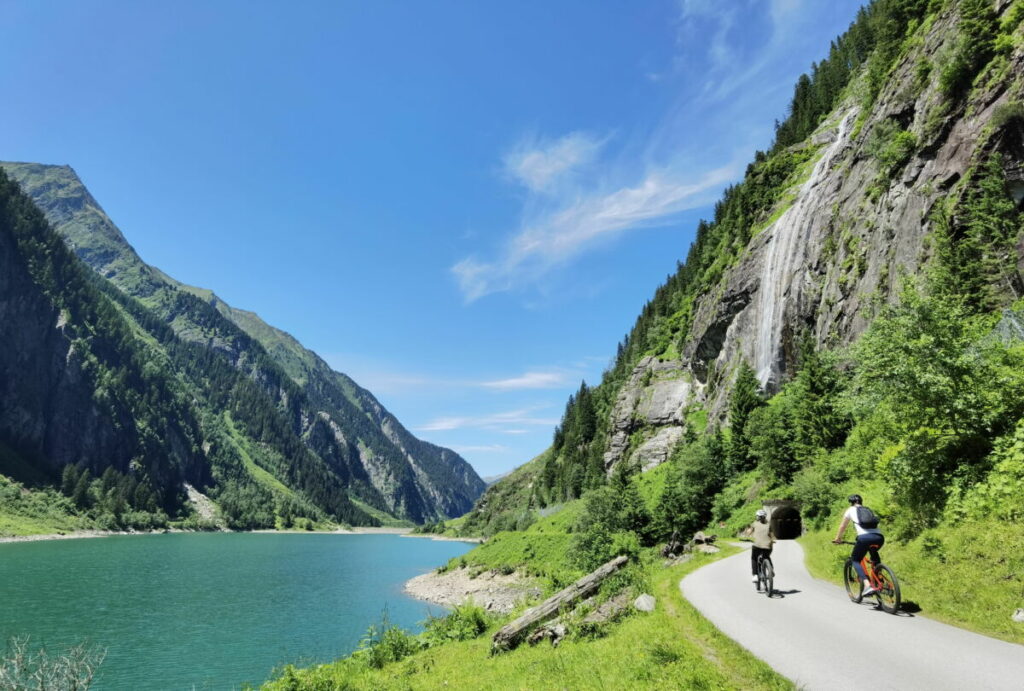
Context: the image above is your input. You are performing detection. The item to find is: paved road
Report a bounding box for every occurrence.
[680,540,1024,690]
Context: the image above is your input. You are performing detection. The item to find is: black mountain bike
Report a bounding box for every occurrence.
[755,552,774,598]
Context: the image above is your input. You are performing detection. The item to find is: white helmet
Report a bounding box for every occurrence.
[755,509,767,519]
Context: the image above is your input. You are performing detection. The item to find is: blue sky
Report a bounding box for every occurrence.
[1,0,864,478]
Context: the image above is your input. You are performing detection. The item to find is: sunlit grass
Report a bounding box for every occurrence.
[0,475,88,537]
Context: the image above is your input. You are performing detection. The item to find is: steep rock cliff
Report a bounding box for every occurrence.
[600,0,1024,474]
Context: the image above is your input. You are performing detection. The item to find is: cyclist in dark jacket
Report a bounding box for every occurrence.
[832,493,883,596]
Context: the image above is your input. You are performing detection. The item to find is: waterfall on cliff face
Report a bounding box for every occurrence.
[754,111,854,387]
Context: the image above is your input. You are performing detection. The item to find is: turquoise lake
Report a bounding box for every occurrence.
[0,532,473,689]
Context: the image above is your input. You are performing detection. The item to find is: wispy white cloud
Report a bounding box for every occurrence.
[417,407,559,432]
[503,132,605,193]
[676,0,742,77]
[453,165,737,302]
[481,371,567,390]
[450,0,836,304]
[325,353,593,395]
[676,0,810,104]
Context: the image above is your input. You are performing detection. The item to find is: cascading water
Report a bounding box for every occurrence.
[754,111,854,386]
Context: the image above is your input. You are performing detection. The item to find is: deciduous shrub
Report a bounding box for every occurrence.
[421,604,491,647]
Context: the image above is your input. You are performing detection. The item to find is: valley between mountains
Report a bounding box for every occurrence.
[3,0,1024,689]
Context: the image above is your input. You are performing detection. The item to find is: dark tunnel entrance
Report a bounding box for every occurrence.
[765,501,802,540]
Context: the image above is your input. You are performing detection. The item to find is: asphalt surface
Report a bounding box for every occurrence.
[680,540,1024,690]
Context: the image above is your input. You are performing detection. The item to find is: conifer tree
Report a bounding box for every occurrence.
[728,362,763,472]
[655,461,686,538]
[72,468,92,509]
[60,464,79,497]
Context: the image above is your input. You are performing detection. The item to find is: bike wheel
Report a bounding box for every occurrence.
[843,559,862,603]
[874,564,901,614]
[762,561,774,598]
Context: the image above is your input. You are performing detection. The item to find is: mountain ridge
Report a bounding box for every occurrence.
[1,161,485,525]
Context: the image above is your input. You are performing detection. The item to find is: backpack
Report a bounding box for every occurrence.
[856,505,880,530]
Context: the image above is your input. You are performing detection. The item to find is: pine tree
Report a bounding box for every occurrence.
[728,362,763,472]
[60,464,79,497]
[934,155,1023,312]
[790,337,850,464]
[655,461,686,538]
[72,468,92,509]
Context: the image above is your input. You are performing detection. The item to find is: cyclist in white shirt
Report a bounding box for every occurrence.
[832,493,884,596]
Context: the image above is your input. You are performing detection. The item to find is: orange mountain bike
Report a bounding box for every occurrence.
[837,540,901,614]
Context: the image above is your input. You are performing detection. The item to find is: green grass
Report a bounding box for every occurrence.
[446,532,581,587]
[801,520,1024,645]
[524,499,584,535]
[440,514,467,534]
[634,462,671,513]
[0,475,90,537]
[348,497,411,528]
[263,548,792,690]
[222,412,296,499]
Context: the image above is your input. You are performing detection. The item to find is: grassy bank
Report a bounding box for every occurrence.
[0,475,90,537]
[263,546,791,690]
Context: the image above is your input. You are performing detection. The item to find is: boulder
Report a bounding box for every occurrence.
[634,594,656,612]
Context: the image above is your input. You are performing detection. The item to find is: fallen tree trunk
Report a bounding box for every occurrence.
[491,555,628,652]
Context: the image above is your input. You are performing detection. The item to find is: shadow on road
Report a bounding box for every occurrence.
[768,589,801,598]
[855,600,916,617]
[900,600,922,613]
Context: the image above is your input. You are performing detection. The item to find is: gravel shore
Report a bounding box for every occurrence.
[404,566,541,614]
[0,526,412,544]
[401,533,483,544]
[0,530,142,544]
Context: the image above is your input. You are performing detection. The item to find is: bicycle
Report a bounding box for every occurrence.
[755,552,774,598]
[837,540,900,614]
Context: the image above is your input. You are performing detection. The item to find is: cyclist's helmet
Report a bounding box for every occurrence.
[755,509,767,519]
[848,494,862,504]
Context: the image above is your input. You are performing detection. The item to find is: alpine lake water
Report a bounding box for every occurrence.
[0,532,474,689]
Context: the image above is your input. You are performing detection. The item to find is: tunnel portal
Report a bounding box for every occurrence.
[764,500,802,540]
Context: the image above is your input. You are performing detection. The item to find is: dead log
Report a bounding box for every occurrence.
[491,555,628,652]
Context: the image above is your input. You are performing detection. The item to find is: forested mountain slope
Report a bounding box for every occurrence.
[0,163,484,527]
[0,170,207,513]
[463,0,1024,545]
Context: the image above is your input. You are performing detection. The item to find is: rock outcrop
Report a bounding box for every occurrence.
[603,356,694,471]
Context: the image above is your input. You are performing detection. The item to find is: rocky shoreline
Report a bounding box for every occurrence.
[404,566,540,614]
[0,530,136,544]
[401,533,483,544]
